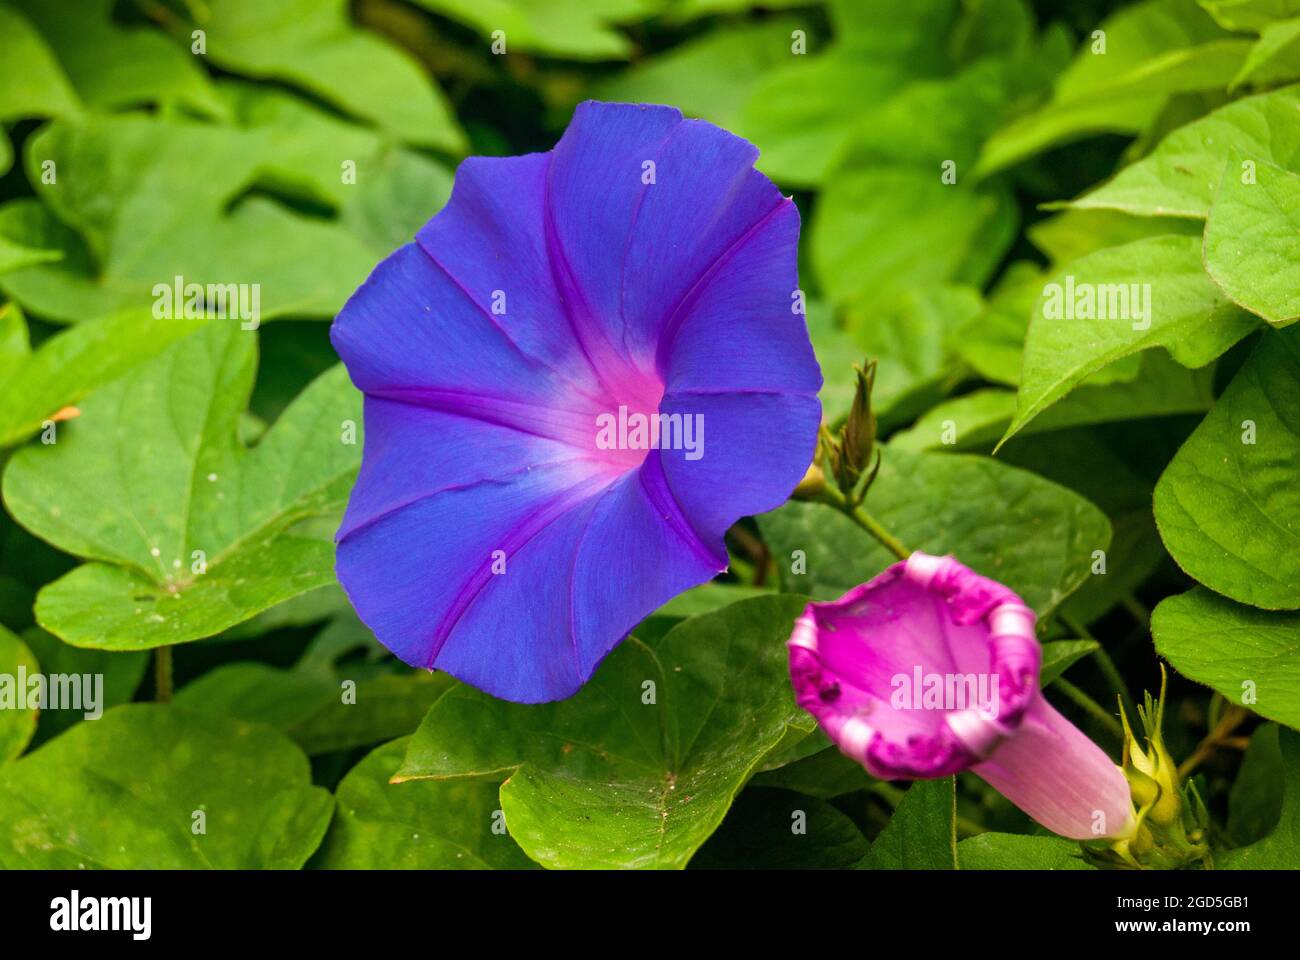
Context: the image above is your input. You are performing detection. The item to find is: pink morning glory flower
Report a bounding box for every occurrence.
[788,552,1135,840]
[331,101,822,703]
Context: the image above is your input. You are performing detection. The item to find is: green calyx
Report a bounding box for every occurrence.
[1086,666,1212,870]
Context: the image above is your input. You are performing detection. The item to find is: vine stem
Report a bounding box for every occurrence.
[155,645,173,703]
[1178,704,1249,779]
[1061,612,1137,724]
[1052,677,1123,741]
[819,486,910,561]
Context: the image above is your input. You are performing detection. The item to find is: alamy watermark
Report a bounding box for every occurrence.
[1042,276,1152,330]
[152,274,261,330]
[890,668,999,717]
[0,667,103,719]
[595,405,704,461]
[50,891,151,940]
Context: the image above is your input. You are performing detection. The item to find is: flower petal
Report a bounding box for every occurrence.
[661,199,820,396]
[334,101,823,702]
[788,555,1040,778]
[331,242,597,410]
[973,695,1136,840]
[548,101,794,372]
[435,466,722,701]
[657,391,821,544]
[414,153,611,401]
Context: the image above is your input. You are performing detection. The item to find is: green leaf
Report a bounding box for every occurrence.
[1199,0,1300,32]
[1228,723,1284,846]
[0,230,60,275]
[1028,209,1201,265]
[1071,84,1300,218]
[957,832,1095,869]
[396,594,811,869]
[859,777,957,870]
[738,54,921,188]
[835,60,1020,174]
[410,0,657,60]
[757,448,1111,617]
[804,299,867,422]
[4,115,377,323]
[977,41,1248,176]
[894,353,1215,451]
[829,0,964,62]
[750,744,876,799]
[1222,726,1300,867]
[812,167,1013,305]
[1040,639,1101,686]
[2,321,362,650]
[21,628,148,746]
[974,0,1243,176]
[188,0,464,151]
[1153,588,1300,730]
[1233,18,1300,87]
[291,672,451,755]
[13,0,227,119]
[1002,234,1259,444]
[0,626,39,763]
[174,662,452,755]
[650,581,769,620]
[843,284,983,424]
[176,663,339,731]
[735,0,971,185]
[1154,328,1300,608]
[1205,155,1300,325]
[315,737,536,869]
[0,4,80,123]
[221,82,454,260]
[998,428,1171,626]
[952,262,1042,385]
[0,304,207,447]
[0,703,332,868]
[223,583,350,640]
[690,788,868,869]
[593,18,803,129]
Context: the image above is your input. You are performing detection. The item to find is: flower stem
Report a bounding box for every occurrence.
[848,505,910,561]
[818,485,910,560]
[155,645,173,703]
[1051,677,1123,741]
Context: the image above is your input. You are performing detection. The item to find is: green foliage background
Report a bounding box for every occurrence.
[0,0,1297,869]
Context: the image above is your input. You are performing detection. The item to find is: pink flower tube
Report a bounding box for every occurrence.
[788,552,1135,841]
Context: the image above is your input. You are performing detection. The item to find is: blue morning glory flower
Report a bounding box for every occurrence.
[330,101,822,702]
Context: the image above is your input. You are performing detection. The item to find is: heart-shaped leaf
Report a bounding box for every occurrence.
[1222,726,1300,867]
[1070,84,1300,218]
[1001,234,1258,444]
[1153,588,1300,730]
[316,737,537,869]
[0,303,206,447]
[3,321,362,650]
[396,594,812,870]
[958,832,1095,869]
[757,447,1111,618]
[858,777,956,870]
[0,703,332,868]
[1204,154,1300,326]
[181,0,464,151]
[1154,327,1300,609]
[0,626,39,763]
